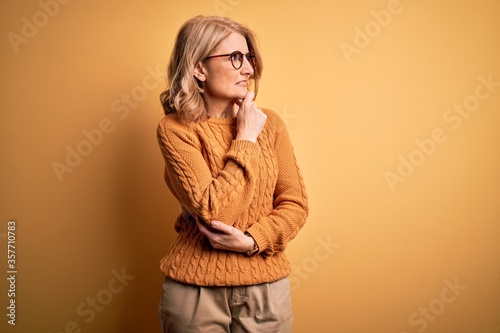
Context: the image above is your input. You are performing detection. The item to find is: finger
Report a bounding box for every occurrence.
[210,221,231,234]
[195,218,211,235]
[243,91,255,105]
[197,218,224,237]
[233,91,252,117]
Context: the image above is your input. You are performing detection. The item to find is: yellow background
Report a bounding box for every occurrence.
[1,0,499,332]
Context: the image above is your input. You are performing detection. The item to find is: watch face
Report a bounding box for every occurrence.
[245,232,258,256]
[247,242,258,256]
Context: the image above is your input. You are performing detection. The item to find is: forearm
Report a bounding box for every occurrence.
[244,110,309,256]
[159,122,261,225]
[246,197,308,256]
[196,219,256,254]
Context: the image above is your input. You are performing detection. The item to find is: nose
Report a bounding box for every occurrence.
[240,56,254,76]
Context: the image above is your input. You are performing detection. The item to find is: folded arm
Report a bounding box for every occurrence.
[245,112,309,256]
[157,117,261,225]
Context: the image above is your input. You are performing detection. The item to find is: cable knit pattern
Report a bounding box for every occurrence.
[156,108,308,286]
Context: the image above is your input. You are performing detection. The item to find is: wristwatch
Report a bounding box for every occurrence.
[245,232,259,256]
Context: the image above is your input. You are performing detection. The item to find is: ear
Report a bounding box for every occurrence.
[193,62,207,82]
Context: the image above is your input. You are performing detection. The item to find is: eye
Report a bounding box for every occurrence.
[231,52,243,62]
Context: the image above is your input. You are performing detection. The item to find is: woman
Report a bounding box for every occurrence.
[156,15,308,333]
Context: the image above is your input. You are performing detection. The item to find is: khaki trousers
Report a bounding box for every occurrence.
[158,277,293,333]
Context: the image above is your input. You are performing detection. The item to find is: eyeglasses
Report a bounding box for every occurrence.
[204,51,256,70]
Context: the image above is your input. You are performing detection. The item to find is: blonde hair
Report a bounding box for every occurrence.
[160,16,263,122]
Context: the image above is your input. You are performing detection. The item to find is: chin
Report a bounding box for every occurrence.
[235,94,246,100]
[234,89,248,100]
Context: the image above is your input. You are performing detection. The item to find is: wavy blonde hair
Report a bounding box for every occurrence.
[160,16,263,122]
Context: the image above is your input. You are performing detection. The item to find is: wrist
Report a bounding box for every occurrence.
[244,232,259,256]
[235,134,257,143]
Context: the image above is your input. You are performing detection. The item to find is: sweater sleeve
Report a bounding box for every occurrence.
[245,111,309,257]
[157,116,261,225]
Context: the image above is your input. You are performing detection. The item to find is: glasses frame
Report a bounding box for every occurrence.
[204,51,256,70]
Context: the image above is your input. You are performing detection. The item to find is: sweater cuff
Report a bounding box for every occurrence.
[230,139,261,154]
[224,140,261,176]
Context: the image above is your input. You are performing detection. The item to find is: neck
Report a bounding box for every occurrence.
[204,97,237,119]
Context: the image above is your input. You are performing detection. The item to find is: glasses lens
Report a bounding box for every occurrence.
[230,51,244,69]
[246,52,255,67]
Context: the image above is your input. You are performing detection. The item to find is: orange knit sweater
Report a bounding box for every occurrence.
[156,108,308,286]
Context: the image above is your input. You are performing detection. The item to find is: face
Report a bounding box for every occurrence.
[195,32,254,106]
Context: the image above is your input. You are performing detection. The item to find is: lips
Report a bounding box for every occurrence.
[236,80,248,86]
